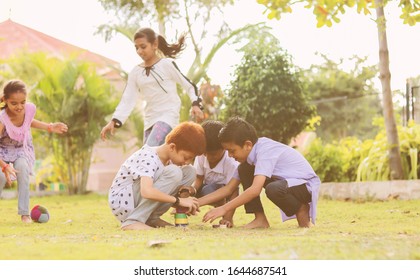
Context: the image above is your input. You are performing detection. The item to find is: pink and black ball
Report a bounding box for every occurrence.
[30,205,50,223]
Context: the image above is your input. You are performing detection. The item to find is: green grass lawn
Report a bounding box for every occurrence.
[0,193,419,260]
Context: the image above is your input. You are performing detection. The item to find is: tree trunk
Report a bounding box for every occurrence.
[158,21,165,37]
[156,5,166,37]
[375,0,404,179]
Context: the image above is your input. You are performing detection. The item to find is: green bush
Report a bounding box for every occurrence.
[305,138,345,182]
[221,39,314,144]
[305,137,365,182]
[306,120,420,182]
[399,121,420,180]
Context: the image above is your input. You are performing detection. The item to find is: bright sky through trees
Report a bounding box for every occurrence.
[1,0,419,92]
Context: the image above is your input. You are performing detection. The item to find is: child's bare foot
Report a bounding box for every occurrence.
[242,212,270,229]
[296,203,311,228]
[121,222,153,230]
[146,218,173,228]
[21,215,32,223]
[243,218,270,229]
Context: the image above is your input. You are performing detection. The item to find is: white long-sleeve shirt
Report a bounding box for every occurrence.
[112,58,199,130]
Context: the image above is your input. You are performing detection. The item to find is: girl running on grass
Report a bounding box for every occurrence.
[100,27,204,146]
[0,80,68,223]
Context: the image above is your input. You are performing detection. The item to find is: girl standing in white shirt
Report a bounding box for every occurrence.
[101,27,204,145]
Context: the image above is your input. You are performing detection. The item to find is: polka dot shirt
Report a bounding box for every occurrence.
[108,145,164,223]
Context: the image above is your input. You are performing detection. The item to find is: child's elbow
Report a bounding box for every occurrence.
[140,188,153,200]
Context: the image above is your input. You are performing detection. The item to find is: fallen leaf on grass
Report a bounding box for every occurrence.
[148,240,171,248]
[242,252,272,259]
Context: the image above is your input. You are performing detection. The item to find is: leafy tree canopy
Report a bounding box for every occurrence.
[1,52,118,194]
[304,54,382,141]
[97,0,234,41]
[222,36,315,144]
[257,0,420,27]
[256,0,419,180]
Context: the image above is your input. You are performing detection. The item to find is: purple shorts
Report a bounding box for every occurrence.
[143,121,172,146]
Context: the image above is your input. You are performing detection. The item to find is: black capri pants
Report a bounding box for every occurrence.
[238,162,311,217]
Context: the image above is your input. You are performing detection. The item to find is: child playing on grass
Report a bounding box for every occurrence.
[108,121,206,230]
[0,80,68,223]
[181,120,239,227]
[201,117,321,229]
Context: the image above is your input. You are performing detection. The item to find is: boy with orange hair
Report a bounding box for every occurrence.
[108,121,206,230]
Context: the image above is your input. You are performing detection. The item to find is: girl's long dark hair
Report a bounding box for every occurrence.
[1,80,27,109]
[134,27,186,58]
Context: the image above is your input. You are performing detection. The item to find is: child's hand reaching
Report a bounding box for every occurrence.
[100,121,116,141]
[190,106,204,123]
[2,163,18,186]
[202,206,227,224]
[178,197,200,215]
[178,185,197,197]
[49,122,68,134]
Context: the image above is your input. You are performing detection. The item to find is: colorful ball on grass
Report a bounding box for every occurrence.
[30,205,50,223]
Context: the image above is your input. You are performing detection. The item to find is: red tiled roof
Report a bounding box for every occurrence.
[0,19,120,70]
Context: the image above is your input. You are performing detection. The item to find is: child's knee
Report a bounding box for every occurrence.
[265,180,288,199]
[181,165,196,182]
[162,165,183,183]
[13,158,30,176]
[199,183,222,197]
